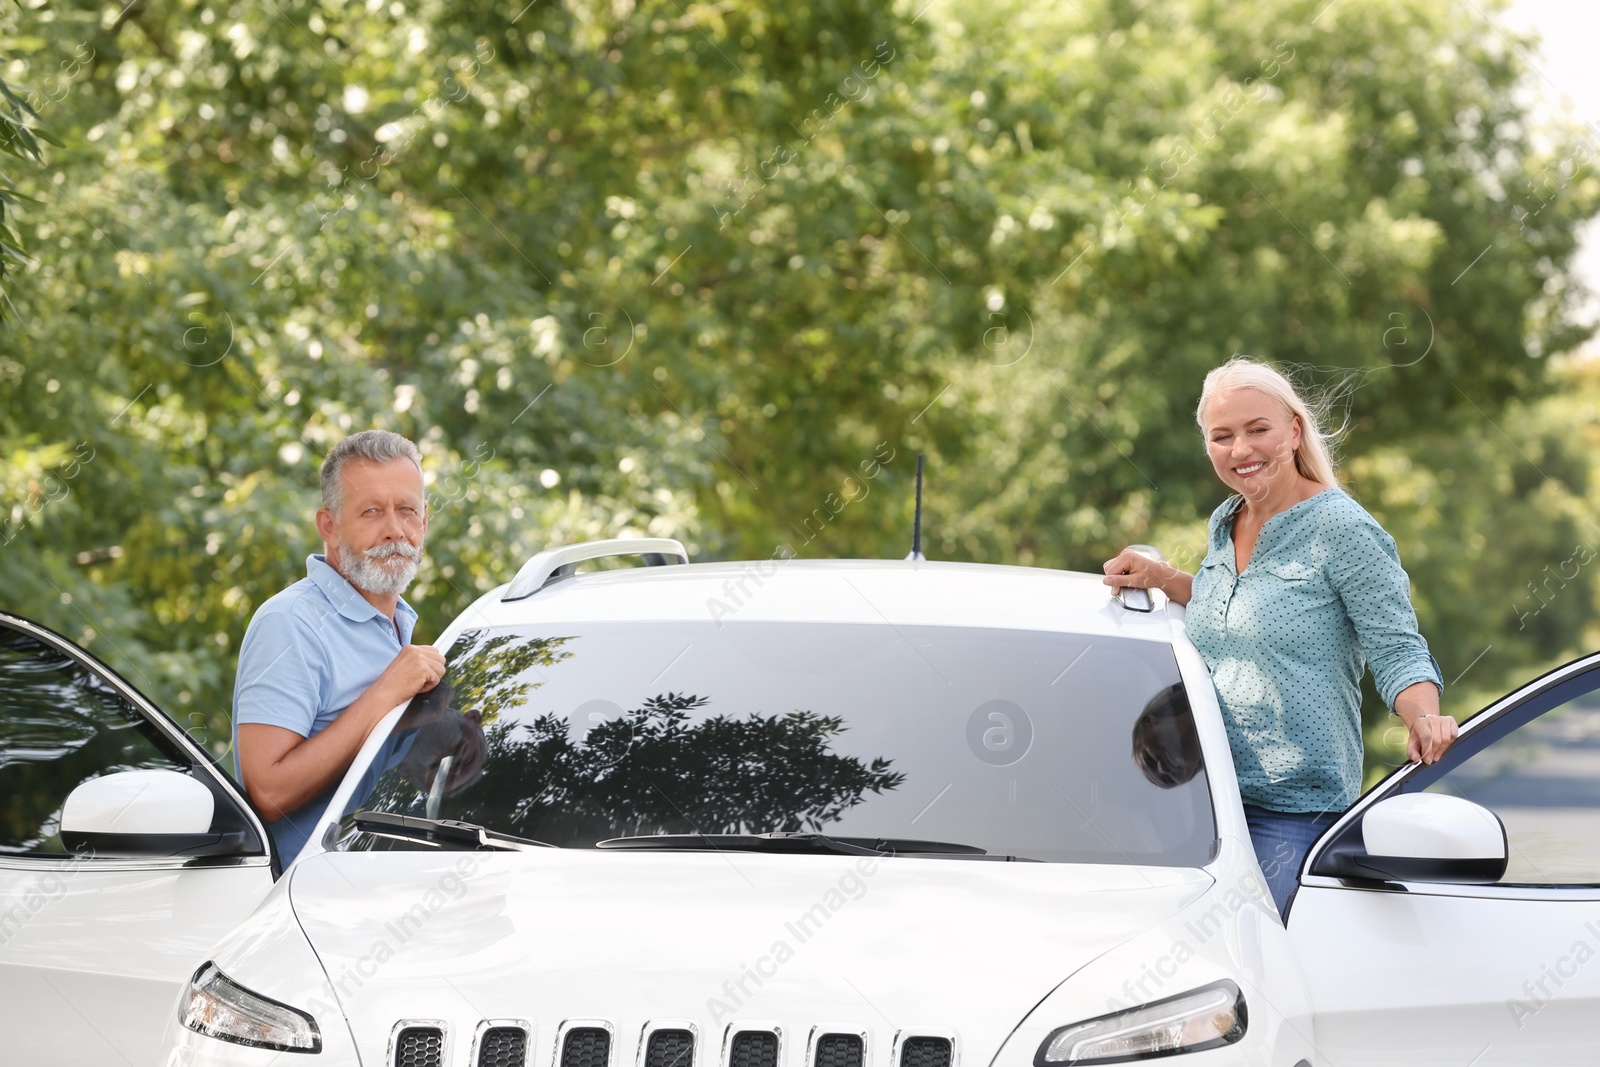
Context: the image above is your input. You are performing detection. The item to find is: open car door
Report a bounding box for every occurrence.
[0,612,278,1066]
[1288,653,1600,1067]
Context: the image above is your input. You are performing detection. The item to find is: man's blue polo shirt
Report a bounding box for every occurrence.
[232,553,418,865]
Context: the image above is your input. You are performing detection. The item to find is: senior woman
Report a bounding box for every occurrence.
[1103,357,1458,918]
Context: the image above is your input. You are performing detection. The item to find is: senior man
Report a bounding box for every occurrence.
[232,430,445,864]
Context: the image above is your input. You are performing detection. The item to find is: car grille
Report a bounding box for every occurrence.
[647,1029,696,1067]
[395,1027,445,1067]
[479,1027,530,1067]
[562,1026,614,1067]
[815,1034,864,1067]
[388,1024,952,1067]
[899,1037,952,1067]
[730,1031,779,1067]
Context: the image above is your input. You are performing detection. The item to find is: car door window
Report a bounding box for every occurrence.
[1422,677,1600,886]
[0,621,200,855]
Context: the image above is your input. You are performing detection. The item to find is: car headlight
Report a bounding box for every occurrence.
[180,961,323,1053]
[1035,980,1246,1065]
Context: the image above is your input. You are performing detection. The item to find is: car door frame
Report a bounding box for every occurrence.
[1286,650,1600,1066]
[0,610,288,1066]
[0,609,280,876]
[1298,648,1600,905]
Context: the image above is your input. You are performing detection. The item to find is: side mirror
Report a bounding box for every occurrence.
[1310,793,1508,884]
[59,769,249,858]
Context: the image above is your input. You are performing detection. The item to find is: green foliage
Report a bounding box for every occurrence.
[1355,363,1600,782]
[921,0,1598,563]
[0,62,55,319]
[2,0,1598,792]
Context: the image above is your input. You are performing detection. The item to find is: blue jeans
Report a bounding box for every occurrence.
[1244,804,1340,919]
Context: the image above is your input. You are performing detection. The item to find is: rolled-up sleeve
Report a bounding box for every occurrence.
[1326,513,1443,708]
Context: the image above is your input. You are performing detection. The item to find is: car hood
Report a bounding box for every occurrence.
[289,849,1212,1065]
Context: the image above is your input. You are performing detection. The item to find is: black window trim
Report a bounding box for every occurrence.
[0,610,279,877]
[1299,649,1600,901]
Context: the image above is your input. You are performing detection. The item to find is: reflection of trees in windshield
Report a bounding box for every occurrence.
[417,691,905,846]
[442,630,572,726]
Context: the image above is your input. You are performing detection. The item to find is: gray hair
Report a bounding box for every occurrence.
[319,430,424,512]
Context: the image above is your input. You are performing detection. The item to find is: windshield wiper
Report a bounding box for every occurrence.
[597,831,1036,860]
[352,811,557,851]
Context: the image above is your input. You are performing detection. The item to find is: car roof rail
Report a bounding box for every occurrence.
[501,537,690,602]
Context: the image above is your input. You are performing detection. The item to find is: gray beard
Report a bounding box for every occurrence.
[339,541,421,596]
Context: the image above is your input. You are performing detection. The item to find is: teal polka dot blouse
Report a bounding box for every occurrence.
[1186,487,1443,814]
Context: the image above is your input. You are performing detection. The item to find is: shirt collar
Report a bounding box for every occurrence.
[306,554,418,626]
[1211,495,1245,551]
[1210,487,1343,555]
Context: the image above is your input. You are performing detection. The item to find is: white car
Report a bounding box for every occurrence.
[2,537,1598,1067]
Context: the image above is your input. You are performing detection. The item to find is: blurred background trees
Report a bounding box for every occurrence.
[3,0,1598,782]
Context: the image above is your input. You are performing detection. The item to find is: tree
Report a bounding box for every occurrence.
[0,66,53,320]
[1,0,1596,780]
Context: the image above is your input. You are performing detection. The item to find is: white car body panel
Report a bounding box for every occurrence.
[1289,885,1600,1066]
[439,561,1177,640]
[1166,606,1251,847]
[1005,837,1313,1067]
[160,876,364,1066]
[0,859,271,1067]
[286,850,1213,1067]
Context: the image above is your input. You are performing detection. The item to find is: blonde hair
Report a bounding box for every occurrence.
[1196,357,1340,487]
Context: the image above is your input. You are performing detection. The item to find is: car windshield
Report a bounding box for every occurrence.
[339,620,1216,866]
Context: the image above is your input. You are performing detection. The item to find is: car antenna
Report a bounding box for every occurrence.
[905,452,926,562]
